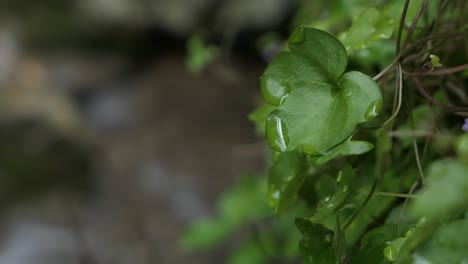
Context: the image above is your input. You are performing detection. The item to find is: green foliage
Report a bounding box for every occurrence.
[182,0,468,263]
[338,8,394,54]
[261,27,382,155]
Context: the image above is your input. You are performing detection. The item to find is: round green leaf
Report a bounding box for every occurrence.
[261,27,382,155]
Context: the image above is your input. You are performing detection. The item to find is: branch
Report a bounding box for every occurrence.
[405,64,468,76]
[412,77,468,112]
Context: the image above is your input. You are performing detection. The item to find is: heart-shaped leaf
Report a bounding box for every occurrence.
[261,27,382,155]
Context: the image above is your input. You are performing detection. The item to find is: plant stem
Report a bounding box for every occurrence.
[412,77,468,112]
[396,0,411,53]
[400,0,429,52]
[405,64,468,76]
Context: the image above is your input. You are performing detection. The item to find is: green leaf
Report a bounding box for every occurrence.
[295,218,337,264]
[268,150,309,216]
[409,159,468,219]
[314,140,374,165]
[351,224,402,264]
[261,27,382,155]
[411,219,468,264]
[309,166,354,222]
[338,8,394,54]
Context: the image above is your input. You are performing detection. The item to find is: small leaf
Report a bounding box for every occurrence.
[261,27,382,155]
[350,224,403,264]
[429,54,442,67]
[310,166,355,223]
[295,218,337,264]
[338,8,394,53]
[268,150,309,216]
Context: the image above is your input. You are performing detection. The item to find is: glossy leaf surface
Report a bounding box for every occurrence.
[295,218,337,264]
[268,150,309,216]
[261,27,382,155]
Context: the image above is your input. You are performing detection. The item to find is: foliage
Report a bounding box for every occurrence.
[182,0,468,263]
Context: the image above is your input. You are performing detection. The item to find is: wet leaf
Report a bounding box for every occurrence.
[261,27,382,155]
[314,140,374,164]
[268,150,309,216]
[295,218,337,264]
[351,224,402,264]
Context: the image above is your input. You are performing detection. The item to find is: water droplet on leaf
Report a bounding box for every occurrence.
[289,27,306,45]
[383,244,397,262]
[364,100,382,120]
[266,114,290,152]
[261,78,290,106]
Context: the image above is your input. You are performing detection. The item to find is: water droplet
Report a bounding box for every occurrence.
[268,188,281,206]
[383,244,397,262]
[404,227,415,238]
[261,78,290,106]
[266,114,290,152]
[364,100,382,120]
[289,27,306,45]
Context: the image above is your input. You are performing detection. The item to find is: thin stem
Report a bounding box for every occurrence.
[412,77,468,112]
[381,64,404,127]
[397,181,420,223]
[401,0,429,52]
[373,55,401,81]
[357,191,418,199]
[373,31,466,81]
[405,64,468,76]
[396,0,411,53]
[343,177,378,231]
[409,106,426,185]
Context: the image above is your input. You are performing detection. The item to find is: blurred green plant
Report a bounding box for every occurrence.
[185,34,219,73]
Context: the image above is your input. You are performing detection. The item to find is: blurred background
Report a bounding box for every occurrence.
[0,0,302,263]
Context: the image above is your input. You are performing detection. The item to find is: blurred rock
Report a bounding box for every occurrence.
[0,30,19,84]
[79,0,296,35]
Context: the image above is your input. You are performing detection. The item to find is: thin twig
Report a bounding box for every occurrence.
[412,77,468,112]
[397,181,420,223]
[396,0,411,53]
[405,64,468,76]
[409,106,426,185]
[357,191,417,199]
[381,64,404,127]
[400,0,429,52]
[343,177,378,231]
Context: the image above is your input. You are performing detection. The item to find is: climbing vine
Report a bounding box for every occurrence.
[182,0,468,263]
